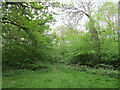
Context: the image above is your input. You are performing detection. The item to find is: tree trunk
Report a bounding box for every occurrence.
[89,16,100,65]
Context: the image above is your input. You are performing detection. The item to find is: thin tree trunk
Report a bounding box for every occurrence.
[89,17,100,65]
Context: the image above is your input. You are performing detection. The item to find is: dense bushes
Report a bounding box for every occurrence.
[70,53,95,65]
[2,42,49,70]
[67,65,118,78]
[67,52,119,69]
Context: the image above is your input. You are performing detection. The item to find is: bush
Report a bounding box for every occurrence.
[68,65,118,78]
[26,64,48,70]
[2,42,47,70]
[58,60,65,64]
[69,52,96,66]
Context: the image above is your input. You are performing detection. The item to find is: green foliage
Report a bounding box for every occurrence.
[68,65,118,78]
[50,2,118,69]
[2,2,54,48]
[2,41,46,70]
[25,64,48,70]
[2,2,56,70]
[2,1,118,76]
[71,52,95,65]
[1,1,119,88]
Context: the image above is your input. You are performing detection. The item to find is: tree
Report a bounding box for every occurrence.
[51,1,118,66]
[2,1,58,69]
[2,2,55,48]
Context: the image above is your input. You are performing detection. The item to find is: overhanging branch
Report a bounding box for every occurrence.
[2,21,29,34]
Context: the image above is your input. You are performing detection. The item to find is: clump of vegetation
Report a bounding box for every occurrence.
[68,65,119,78]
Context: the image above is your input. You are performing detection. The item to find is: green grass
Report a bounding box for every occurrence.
[2,64,118,88]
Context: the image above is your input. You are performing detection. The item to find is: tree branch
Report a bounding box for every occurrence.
[2,21,29,34]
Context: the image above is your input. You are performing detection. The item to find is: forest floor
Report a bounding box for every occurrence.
[2,64,118,88]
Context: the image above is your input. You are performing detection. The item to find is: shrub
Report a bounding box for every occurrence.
[69,65,118,78]
[70,52,96,66]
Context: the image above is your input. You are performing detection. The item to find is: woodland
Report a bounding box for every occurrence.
[1,1,119,88]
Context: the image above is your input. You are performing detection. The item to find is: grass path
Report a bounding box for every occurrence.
[3,65,118,88]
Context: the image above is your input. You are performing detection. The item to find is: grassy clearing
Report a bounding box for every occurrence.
[2,65,118,88]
